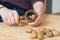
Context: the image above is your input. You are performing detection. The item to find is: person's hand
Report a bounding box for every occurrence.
[0,7,20,25]
[28,13,43,26]
[28,1,44,26]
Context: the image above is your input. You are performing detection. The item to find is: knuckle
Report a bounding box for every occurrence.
[13,10,17,13]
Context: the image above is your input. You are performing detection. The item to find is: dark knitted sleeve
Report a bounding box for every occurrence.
[31,0,44,5]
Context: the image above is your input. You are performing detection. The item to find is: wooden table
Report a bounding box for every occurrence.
[0,14,60,40]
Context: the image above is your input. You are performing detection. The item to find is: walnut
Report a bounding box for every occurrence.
[25,28,33,33]
[30,31,38,39]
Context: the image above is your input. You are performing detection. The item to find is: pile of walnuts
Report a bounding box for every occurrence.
[25,27,60,40]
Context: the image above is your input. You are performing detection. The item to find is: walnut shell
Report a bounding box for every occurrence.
[38,33,43,40]
[30,31,38,39]
[25,28,33,33]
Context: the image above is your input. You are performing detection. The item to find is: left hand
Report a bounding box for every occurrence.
[28,1,44,26]
[28,13,43,26]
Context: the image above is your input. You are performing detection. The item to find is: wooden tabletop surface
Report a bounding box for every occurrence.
[0,14,60,40]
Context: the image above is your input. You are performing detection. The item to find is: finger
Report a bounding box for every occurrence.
[6,15,12,25]
[18,23,22,26]
[28,16,42,26]
[2,17,8,24]
[35,15,43,23]
[1,14,9,25]
[28,16,39,26]
[28,22,36,26]
[13,11,19,24]
[8,12,16,25]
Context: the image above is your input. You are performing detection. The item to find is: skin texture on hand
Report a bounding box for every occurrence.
[28,1,44,26]
[0,7,20,25]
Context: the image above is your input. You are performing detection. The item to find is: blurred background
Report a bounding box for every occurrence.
[45,0,60,14]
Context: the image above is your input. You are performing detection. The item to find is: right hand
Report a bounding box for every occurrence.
[0,7,20,25]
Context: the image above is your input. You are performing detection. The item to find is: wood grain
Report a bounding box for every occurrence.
[0,14,60,40]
